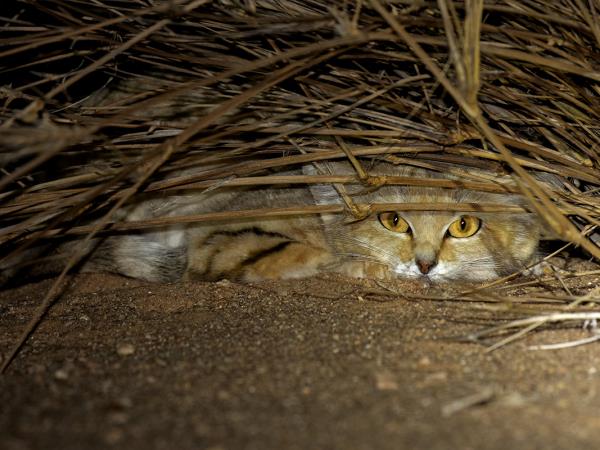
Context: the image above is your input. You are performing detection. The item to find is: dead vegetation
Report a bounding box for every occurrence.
[1,0,600,368]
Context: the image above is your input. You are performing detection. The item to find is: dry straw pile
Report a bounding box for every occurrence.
[1,0,600,359]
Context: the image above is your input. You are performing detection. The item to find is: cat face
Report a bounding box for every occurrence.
[330,206,540,282]
[308,162,544,282]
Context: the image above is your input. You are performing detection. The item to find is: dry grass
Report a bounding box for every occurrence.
[1,0,599,367]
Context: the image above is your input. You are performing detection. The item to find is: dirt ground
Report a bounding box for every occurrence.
[2,262,600,450]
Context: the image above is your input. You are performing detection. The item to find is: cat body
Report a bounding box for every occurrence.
[80,161,546,283]
[99,183,333,282]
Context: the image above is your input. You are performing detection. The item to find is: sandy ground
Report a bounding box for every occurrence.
[2,263,600,450]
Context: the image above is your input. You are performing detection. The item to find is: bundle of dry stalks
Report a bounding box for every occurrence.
[1,0,600,360]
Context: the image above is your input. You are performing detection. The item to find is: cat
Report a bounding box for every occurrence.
[71,160,550,283]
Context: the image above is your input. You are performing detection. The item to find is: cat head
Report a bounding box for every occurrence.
[305,161,549,282]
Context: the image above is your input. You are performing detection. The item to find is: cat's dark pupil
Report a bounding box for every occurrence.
[393,214,399,226]
[460,218,466,230]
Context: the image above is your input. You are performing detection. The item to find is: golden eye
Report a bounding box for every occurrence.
[447,215,481,238]
[378,212,410,233]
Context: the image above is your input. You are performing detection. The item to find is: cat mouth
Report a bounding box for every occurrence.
[393,262,454,284]
[395,262,441,279]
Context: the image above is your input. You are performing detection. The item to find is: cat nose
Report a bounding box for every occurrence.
[416,259,436,274]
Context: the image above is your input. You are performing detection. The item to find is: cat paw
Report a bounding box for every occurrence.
[335,261,395,281]
[521,260,563,278]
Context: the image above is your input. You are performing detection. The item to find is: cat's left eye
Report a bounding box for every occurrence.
[378,212,410,233]
[447,216,481,238]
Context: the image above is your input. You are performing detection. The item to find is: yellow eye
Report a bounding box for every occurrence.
[378,212,410,233]
[447,216,481,238]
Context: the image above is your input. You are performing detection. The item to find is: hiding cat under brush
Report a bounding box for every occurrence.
[32,160,551,284]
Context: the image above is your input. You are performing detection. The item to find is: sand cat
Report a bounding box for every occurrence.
[76,160,549,283]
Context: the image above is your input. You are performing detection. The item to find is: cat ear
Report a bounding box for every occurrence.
[302,163,344,205]
[303,163,357,225]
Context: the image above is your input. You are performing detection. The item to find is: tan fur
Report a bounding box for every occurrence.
[71,161,550,283]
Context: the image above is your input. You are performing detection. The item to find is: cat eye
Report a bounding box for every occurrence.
[447,215,481,238]
[378,212,410,233]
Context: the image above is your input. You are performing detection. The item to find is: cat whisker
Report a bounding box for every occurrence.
[332,252,389,264]
[329,234,400,262]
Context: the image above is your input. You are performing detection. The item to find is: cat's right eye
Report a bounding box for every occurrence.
[378,212,410,233]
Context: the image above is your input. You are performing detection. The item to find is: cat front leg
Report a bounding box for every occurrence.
[333,260,396,281]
